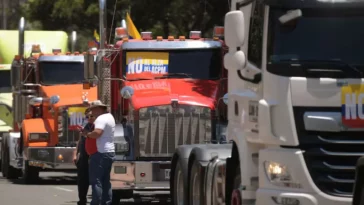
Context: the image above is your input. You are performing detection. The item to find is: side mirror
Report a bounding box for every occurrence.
[223,93,228,105]
[224,10,247,71]
[224,50,246,70]
[224,10,245,48]
[49,95,60,105]
[84,53,95,80]
[120,86,134,99]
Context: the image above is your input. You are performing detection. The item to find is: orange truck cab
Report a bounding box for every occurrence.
[1,18,97,184]
[83,25,228,202]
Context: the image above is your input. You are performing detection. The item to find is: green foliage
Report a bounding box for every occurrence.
[18,0,229,51]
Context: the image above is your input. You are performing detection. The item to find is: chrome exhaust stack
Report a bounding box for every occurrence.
[99,0,106,49]
[71,31,77,53]
[18,17,25,57]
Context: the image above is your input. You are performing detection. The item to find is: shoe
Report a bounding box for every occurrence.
[77,201,87,205]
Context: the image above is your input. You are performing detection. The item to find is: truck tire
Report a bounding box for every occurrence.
[173,159,188,205]
[2,145,20,179]
[189,160,204,205]
[22,160,39,184]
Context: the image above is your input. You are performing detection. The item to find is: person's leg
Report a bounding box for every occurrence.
[77,164,84,205]
[77,159,89,205]
[89,153,104,205]
[85,160,90,199]
[101,152,115,205]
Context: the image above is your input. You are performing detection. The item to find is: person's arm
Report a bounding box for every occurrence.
[87,117,105,139]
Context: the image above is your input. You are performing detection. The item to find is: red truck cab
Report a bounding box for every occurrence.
[84,26,228,202]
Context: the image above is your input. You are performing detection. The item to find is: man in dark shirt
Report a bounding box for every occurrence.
[73,109,95,205]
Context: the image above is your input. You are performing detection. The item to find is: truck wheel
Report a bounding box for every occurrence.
[189,160,203,205]
[3,145,20,179]
[173,159,188,205]
[231,166,242,205]
[22,160,39,184]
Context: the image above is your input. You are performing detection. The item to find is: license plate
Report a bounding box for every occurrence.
[114,166,127,174]
[164,169,171,180]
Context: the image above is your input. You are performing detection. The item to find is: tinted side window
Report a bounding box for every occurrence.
[248,1,264,68]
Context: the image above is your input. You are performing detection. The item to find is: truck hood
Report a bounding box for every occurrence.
[0,92,12,107]
[41,84,98,107]
[125,79,219,109]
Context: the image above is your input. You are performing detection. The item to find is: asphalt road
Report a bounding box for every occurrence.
[0,171,170,205]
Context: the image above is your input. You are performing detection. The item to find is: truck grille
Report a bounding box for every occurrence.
[57,106,83,147]
[138,105,212,157]
[293,107,357,197]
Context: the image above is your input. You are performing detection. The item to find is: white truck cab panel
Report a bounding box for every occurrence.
[225,0,364,205]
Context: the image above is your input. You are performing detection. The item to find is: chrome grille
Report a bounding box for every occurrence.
[138,105,212,157]
[294,107,357,197]
[57,106,81,147]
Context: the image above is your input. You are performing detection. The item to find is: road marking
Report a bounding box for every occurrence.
[54,186,73,192]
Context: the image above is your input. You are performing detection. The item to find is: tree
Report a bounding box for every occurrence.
[21,0,229,51]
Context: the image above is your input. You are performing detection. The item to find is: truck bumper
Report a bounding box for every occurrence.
[26,147,76,170]
[110,160,170,194]
[255,148,351,205]
[256,189,351,205]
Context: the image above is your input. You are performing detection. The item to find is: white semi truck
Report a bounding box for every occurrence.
[170,0,364,205]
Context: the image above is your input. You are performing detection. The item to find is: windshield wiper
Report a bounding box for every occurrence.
[155,73,192,79]
[274,59,363,77]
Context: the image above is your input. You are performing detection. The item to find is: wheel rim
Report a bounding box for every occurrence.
[192,171,201,205]
[176,169,184,205]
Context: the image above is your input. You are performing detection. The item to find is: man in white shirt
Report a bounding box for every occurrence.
[86,100,116,205]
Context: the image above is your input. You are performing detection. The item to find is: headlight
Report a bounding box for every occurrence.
[29,133,49,141]
[264,161,301,188]
[115,142,129,153]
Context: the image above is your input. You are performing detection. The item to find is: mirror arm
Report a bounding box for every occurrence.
[104,78,125,82]
[237,70,262,84]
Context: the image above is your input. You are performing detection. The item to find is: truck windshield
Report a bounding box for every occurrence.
[267,8,364,76]
[39,62,84,85]
[123,49,222,80]
[0,70,11,92]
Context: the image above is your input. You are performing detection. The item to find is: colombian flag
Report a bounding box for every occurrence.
[126,12,141,40]
[93,29,100,45]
